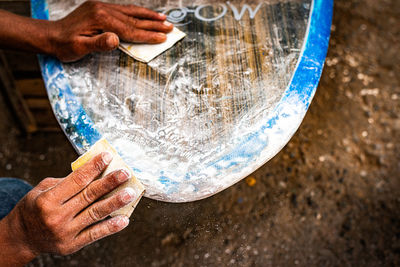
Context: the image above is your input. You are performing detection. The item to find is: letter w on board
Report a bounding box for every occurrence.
[227,2,263,20]
[161,2,263,24]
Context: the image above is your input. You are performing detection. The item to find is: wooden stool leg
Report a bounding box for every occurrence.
[0,51,38,133]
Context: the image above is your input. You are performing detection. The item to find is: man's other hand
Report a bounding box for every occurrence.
[48,1,173,62]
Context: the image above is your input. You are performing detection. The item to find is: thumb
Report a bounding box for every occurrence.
[84,32,119,52]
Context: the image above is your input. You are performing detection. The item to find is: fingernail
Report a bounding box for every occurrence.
[118,169,130,182]
[102,152,113,165]
[121,187,135,203]
[157,33,167,39]
[158,12,167,19]
[106,34,119,48]
[163,21,173,27]
[111,215,129,229]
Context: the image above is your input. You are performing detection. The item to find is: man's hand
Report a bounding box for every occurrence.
[0,1,173,62]
[49,1,173,61]
[0,152,135,266]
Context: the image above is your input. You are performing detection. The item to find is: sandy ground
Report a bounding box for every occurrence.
[0,0,399,266]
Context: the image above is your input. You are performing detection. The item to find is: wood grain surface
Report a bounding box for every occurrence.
[64,1,311,151]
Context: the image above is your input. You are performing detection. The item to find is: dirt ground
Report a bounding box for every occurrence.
[0,0,399,266]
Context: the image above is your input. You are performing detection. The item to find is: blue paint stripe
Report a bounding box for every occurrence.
[31,0,48,19]
[289,0,333,100]
[32,0,102,151]
[37,55,102,151]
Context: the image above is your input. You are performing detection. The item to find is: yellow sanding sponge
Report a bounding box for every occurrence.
[71,138,145,218]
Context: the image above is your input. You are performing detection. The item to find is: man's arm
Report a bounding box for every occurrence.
[0,10,55,58]
[0,1,173,62]
[0,152,135,266]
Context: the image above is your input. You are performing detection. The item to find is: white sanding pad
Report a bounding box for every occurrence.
[119,27,186,63]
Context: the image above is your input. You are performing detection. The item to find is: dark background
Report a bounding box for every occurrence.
[0,0,399,266]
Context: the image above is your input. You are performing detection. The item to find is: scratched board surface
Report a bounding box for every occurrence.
[39,0,330,202]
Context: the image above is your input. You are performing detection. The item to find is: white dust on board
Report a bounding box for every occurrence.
[48,0,306,200]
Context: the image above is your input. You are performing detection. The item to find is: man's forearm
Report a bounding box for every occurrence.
[0,10,54,55]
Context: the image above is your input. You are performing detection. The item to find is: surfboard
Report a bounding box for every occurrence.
[31,0,333,202]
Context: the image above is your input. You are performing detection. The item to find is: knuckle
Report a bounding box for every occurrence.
[91,7,106,22]
[129,17,138,28]
[95,36,105,49]
[81,187,96,204]
[93,157,106,173]
[108,170,122,184]
[43,215,62,233]
[111,196,127,211]
[38,177,54,188]
[116,194,127,206]
[72,170,90,188]
[41,177,53,184]
[108,195,123,211]
[96,9,107,19]
[88,228,100,242]
[36,194,51,213]
[88,206,102,222]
